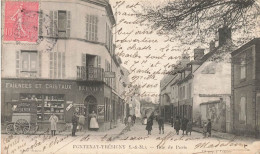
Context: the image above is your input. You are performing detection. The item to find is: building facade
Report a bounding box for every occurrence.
[231,38,260,138]
[1,0,128,131]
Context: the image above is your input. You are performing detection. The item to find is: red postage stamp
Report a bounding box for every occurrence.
[4,1,39,42]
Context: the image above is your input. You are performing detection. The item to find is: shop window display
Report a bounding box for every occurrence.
[20,94,65,122]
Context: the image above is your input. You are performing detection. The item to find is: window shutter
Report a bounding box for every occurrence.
[39,10,43,36]
[97,56,101,68]
[54,11,58,37]
[62,52,65,78]
[16,51,20,77]
[50,52,54,78]
[95,16,98,41]
[49,11,53,36]
[86,15,89,40]
[82,53,86,66]
[66,11,71,38]
[38,51,42,77]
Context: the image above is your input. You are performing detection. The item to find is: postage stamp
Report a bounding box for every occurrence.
[4,1,39,42]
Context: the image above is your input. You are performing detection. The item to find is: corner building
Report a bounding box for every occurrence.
[1,0,127,131]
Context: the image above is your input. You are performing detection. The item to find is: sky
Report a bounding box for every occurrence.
[109,0,260,103]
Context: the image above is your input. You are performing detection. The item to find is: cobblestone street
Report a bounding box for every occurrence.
[2,122,260,154]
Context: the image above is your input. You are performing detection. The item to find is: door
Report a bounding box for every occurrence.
[257,93,260,138]
[84,95,97,129]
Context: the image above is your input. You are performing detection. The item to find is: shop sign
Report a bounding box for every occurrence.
[66,104,73,111]
[97,105,105,120]
[104,72,115,78]
[78,86,103,92]
[4,82,72,90]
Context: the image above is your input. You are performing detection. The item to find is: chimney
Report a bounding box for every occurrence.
[209,40,215,52]
[194,48,205,60]
[218,26,231,47]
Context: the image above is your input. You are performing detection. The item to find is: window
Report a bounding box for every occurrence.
[49,10,70,37]
[86,14,98,41]
[239,97,246,123]
[183,86,186,99]
[187,83,192,98]
[20,51,38,78]
[58,11,67,37]
[240,58,246,80]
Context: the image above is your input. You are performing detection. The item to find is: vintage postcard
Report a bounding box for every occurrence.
[1,0,260,154]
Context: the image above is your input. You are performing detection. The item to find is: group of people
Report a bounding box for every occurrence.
[49,111,99,137]
[145,113,165,135]
[142,114,212,137]
[173,116,192,135]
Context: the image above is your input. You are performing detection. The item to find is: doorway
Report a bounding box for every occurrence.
[84,95,97,129]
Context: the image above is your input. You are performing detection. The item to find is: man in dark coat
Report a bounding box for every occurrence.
[181,117,188,135]
[207,119,212,137]
[132,114,136,124]
[174,116,181,135]
[157,115,164,134]
[72,113,78,136]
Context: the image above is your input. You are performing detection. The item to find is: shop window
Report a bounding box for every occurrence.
[239,97,246,123]
[19,94,65,122]
[86,14,98,41]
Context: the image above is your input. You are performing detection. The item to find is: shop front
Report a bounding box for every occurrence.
[1,78,109,131]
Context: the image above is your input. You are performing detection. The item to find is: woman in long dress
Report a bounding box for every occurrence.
[89,111,99,130]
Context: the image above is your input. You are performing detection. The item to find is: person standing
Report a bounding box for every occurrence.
[202,121,207,137]
[143,115,147,125]
[49,113,58,136]
[186,120,192,135]
[89,111,99,131]
[72,113,78,136]
[174,116,181,135]
[127,115,132,131]
[157,115,164,134]
[132,114,136,124]
[124,116,128,126]
[146,116,154,135]
[171,116,174,127]
[181,117,188,135]
[207,119,212,137]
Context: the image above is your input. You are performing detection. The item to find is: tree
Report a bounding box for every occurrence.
[139,0,260,46]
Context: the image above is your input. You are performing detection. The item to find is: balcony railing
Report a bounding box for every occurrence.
[77,66,104,81]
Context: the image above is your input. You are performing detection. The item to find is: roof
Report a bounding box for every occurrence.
[231,38,260,56]
[193,41,237,73]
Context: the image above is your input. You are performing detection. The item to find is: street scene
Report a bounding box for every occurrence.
[1,0,260,154]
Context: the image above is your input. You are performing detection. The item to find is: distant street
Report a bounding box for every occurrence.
[2,121,260,154]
